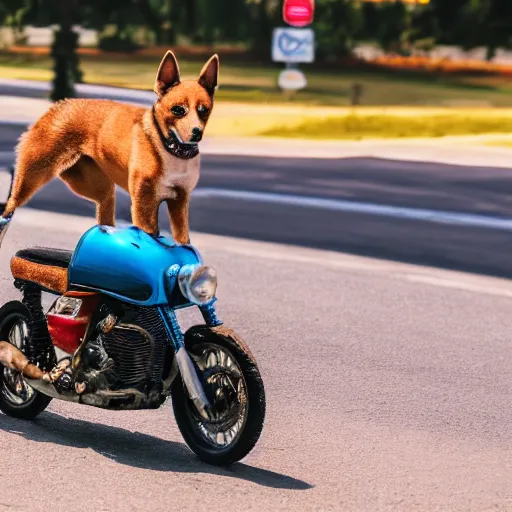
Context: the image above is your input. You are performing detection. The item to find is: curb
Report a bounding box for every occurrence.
[0,78,154,104]
[0,120,32,128]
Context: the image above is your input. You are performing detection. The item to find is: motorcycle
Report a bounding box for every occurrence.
[0,218,265,466]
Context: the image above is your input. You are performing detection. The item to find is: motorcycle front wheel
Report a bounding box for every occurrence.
[171,325,265,466]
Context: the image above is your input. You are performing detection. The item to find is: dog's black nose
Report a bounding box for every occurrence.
[190,127,203,143]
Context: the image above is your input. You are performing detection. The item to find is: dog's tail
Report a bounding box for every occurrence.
[0,167,15,248]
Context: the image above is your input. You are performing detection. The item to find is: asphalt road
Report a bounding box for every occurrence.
[1,209,512,512]
[1,123,512,278]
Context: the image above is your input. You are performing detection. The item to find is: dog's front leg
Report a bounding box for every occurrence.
[130,177,161,235]
[166,190,190,245]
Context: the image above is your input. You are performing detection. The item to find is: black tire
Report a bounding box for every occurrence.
[0,301,52,419]
[171,325,266,466]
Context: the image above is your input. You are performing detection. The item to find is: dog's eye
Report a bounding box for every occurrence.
[170,105,187,117]
[197,105,210,118]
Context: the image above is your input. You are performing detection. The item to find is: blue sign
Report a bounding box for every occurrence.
[272,27,315,63]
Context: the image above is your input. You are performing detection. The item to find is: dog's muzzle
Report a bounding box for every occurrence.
[190,128,203,143]
[152,107,200,160]
[166,130,200,159]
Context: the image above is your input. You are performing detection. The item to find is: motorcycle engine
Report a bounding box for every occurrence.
[74,305,171,397]
[78,332,116,393]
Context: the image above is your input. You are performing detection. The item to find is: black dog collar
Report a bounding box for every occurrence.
[152,107,199,160]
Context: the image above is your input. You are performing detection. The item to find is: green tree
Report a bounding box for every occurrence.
[410,4,440,49]
[374,1,412,54]
[133,0,176,46]
[315,0,364,60]
[453,0,512,59]
[429,0,469,43]
[83,0,144,51]
[0,0,35,43]
[360,1,379,40]
[243,0,280,54]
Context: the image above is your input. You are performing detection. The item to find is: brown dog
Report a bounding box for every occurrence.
[1,51,219,244]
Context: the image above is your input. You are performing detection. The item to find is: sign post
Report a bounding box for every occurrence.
[273,1,315,95]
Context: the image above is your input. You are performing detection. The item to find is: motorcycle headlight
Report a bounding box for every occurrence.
[178,264,217,305]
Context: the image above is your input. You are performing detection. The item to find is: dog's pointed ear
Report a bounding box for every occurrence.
[198,54,219,95]
[154,51,181,97]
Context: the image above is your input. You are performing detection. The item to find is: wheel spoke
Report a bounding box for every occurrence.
[206,351,218,368]
[13,324,22,347]
[218,350,227,368]
[189,343,248,450]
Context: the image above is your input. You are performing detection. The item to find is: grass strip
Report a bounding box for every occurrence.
[261,114,512,140]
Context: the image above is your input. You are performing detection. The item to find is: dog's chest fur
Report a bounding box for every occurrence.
[156,148,200,200]
[143,113,200,200]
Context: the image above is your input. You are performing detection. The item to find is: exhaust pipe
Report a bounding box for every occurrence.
[0,341,80,402]
[0,341,45,379]
[0,342,168,409]
[25,378,79,402]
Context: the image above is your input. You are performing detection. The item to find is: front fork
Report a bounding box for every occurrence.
[159,302,222,419]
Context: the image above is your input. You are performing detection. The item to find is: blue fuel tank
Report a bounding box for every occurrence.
[68,225,202,306]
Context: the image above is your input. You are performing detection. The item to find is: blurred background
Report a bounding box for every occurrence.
[0,0,511,278]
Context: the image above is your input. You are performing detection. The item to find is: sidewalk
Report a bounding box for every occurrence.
[1,83,512,168]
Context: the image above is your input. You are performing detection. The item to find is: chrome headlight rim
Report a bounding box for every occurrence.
[177,263,218,306]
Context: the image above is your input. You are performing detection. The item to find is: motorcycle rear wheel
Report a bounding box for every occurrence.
[171,325,265,466]
[0,301,52,420]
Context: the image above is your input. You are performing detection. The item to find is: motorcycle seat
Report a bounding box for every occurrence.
[10,247,72,294]
[15,248,73,268]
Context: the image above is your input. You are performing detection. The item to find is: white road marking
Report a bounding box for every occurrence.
[193,188,512,232]
[196,231,512,297]
[2,177,511,232]
[0,77,155,103]
[402,274,512,299]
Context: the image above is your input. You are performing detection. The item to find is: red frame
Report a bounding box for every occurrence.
[47,292,100,355]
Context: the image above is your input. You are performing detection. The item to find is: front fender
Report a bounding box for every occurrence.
[184,325,258,365]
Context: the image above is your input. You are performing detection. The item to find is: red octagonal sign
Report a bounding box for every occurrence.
[283,0,315,27]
